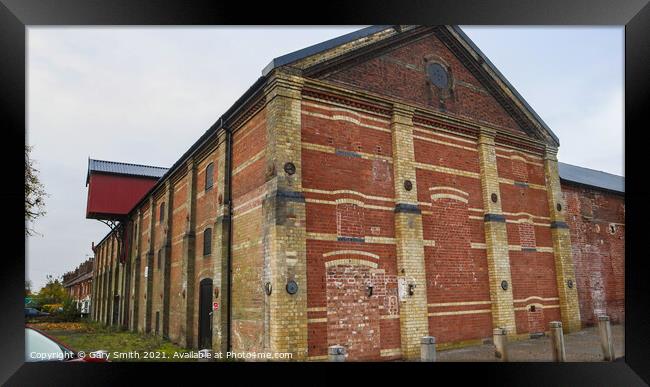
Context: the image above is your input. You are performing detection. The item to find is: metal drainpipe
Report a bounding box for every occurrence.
[224,121,234,353]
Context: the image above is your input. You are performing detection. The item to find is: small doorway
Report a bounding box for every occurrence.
[198,278,213,349]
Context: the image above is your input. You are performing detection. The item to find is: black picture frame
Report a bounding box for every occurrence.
[2,0,648,385]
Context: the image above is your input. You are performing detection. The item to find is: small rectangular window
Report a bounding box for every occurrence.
[205,162,214,191]
[203,228,212,256]
[159,203,165,224]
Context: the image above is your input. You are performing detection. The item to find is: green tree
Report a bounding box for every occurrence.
[36,275,67,305]
[25,145,47,236]
[60,296,81,321]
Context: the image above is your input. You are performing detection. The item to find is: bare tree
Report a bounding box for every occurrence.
[25,145,47,236]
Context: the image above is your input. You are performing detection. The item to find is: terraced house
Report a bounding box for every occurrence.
[86,25,624,361]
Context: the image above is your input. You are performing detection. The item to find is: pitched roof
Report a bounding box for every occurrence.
[263,25,559,146]
[262,25,392,76]
[558,162,624,194]
[86,158,168,185]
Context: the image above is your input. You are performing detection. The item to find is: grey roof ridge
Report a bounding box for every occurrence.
[261,25,392,76]
[86,157,169,185]
[558,161,624,193]
[88,157,169,171]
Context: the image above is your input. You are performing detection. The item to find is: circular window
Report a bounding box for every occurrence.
[427,63,449,89]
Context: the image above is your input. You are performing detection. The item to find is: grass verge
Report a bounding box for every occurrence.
[28,321,196,362]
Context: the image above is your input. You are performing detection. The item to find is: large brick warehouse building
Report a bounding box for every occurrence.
[86,25,624,361]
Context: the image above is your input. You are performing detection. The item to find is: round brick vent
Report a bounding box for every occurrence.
[404,180,413,191]
[284,162,296,175]
[427,63,450,89]
[501,280,508,291]
[567,279,574,289]
[557,203,562,212]
[286,280,298,295]
[491,193,498,203]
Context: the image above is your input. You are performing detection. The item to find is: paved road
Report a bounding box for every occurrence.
[437,324,624,362]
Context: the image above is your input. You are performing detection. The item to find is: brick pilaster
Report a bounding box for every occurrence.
[477,127,517,335]
[93,250,102,321]
[131,210,143,331]
[180,159,197,348]
[212,133,229,353]
[145,197,156,333]
[107,237,116,325]
[544,145,581,332]
[262,70,308,360]
[162,181,174,338]
[390,103,429,360]
[106,242,112,325]
[102,243,109,325]
[97,249,102,322]
[121,251,128,327]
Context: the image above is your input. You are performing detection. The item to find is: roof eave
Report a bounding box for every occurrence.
[450,25,560,147]
[262,25,394,76]
[560,177,625,195]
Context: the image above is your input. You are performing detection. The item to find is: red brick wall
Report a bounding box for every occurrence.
[191,152,219,348]
[302,99,401,359]
[326,264,382,360]
[563,183,625,325]
[168,173,188,344]
[151,194,166,335]
[324,33,526,136]
[495,147,561,334]
[413,127,493,344]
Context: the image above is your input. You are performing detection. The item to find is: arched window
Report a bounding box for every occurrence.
[159,202,165,224]
[203,228,212,256]
[205,162,214,191]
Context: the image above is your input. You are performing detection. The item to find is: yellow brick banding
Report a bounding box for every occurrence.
[324,258,378,268]
[428,309,492,317]
[431,193,469,203]
[301,141,393,162]
[380,348,402,357]
[428,300,492,307]
[322,250,380,259]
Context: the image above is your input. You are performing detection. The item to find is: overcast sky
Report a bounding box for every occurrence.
[26,26,623,291]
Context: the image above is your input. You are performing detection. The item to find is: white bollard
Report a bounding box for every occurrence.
[493,328,508,361]
[549,321,566,362]
[328,345,346,362]
[598,315,615,361]
[420,336,436,362]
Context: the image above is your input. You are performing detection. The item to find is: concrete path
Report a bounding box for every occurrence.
[437,325,624,362]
